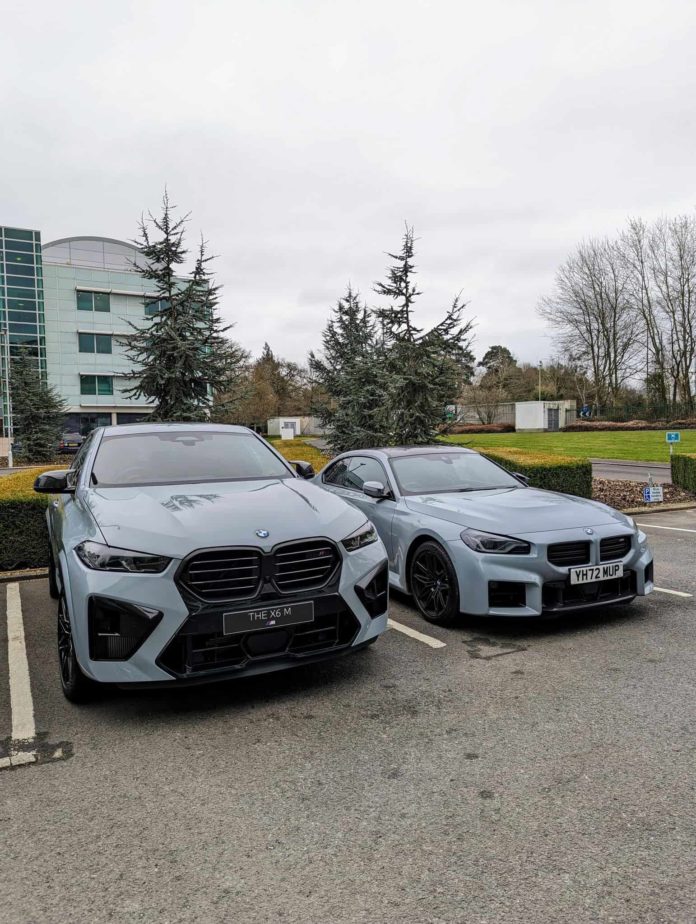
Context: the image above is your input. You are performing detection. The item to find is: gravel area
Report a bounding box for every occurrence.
[593,477,696,509]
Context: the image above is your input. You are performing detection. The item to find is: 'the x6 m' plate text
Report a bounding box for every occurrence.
[222,601,314,635]
[569,562,624,585]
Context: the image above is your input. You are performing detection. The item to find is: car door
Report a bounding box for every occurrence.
[322,456,397,560]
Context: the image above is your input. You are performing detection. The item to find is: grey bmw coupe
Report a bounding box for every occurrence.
[34,424,388,702]
[316,446,653,624]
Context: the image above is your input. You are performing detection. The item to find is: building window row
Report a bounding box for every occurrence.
[74,291,170,315]
[77,291,110,312]
[80,375,114,396]
[78,332,112,354]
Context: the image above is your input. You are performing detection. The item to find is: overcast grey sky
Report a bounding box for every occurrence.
[2,0,695,365]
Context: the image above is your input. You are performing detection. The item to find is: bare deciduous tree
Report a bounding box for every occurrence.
[539,238,639,406]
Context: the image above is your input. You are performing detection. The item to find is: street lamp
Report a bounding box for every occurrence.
[0,326,13,469]
[537,361,543,402]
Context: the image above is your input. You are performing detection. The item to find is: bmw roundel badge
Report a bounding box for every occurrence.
[256,529,270,539]
[585,528,594,535]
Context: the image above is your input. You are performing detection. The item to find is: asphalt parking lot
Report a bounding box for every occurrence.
[1,509,696,924]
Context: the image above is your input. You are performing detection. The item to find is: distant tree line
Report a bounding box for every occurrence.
[539,213,696,411]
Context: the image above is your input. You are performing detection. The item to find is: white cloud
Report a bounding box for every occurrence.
[1,0,695,363]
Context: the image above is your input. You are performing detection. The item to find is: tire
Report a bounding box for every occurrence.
[47,545,59,600]
[409,541,460,626]
[57,585,99,704]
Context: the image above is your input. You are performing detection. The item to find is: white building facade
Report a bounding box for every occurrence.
[41,236,157,434]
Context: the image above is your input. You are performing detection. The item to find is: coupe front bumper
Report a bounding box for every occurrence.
[446,524,653,617]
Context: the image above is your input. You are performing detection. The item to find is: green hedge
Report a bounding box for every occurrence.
[481,448,593,498]
[671,453,696,493]
[0,468,51,570]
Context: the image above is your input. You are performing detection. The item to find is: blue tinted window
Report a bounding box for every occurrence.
[77,292,93,310]
[93,293,110,312]
[95,334,112,354]
[97,376,113,395]
[6,276,34,289]
[80,375,96,395]
[78,333,94,353]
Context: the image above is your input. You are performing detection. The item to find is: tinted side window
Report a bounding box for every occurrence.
[323,460,348,486]
[67,433,96,487]
[325,456,388,492]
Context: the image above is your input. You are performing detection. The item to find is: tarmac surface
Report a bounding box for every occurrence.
[1,509,695,923]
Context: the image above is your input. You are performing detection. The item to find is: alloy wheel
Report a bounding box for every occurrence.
[57,595,75,687]
[412,550,452,621]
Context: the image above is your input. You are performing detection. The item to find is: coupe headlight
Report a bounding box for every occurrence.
[75,541,171,573]
[461,528,531,555]
[341,522,378,552]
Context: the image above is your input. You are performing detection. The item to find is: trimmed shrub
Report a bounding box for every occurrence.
[0,467,53,570]
[444,423,515,434]
[671,453,696,494]
[564,418,696,432]
[481,447,593,498]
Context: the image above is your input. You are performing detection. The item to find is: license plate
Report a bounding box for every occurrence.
[569,562,624,585]
[222,600,314,635]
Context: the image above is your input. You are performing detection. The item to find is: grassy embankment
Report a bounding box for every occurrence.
[441,430,696,463]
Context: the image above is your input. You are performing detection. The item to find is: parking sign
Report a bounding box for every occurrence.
[666,431,681,443]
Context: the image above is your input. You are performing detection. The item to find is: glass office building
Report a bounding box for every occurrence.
[0,228,161,436]
[0,226,47,434]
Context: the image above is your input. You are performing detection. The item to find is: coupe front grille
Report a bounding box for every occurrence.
[547,541,590,566]
[273,540,339,593]
[600,535,631,561]
[177,539,341,603]
[543,570,637,612]
[178,549,262,602]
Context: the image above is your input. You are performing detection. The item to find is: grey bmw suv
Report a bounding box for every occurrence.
[35,423,388,702]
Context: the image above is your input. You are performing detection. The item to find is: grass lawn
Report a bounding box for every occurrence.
[441,430,696,463]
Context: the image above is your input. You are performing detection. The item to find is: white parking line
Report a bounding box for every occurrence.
[654,587,693,598]
[637,523,696,534]
[388,618,447,649]
[0,583,38,770]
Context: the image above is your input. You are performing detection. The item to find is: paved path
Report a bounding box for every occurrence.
[591,458,672,483]
[1,510,695,923]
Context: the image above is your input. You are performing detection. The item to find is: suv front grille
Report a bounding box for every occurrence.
[178,549,263,602]
[158,606,360,677]
[547,541,590,566]
[273,540,339,593]
[177,539,341,603]
[600,535,631,561]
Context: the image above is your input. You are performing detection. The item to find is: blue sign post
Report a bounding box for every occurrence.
[666,431,681,457]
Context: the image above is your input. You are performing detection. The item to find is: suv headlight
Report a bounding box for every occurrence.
[75,541,171,573]
[461,528,531,555]
[342,522,378,552]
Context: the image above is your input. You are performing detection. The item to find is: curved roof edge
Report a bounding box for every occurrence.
[43,235,141,251]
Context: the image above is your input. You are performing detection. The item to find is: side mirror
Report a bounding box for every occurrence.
[363,480,391,500]
[34,470,73,494]
[291,460,315,479]
[513,472,530,486]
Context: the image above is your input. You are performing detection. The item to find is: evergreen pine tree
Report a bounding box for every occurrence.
[374,226,474,444]
[309,286,388,453]
[10,348,67,463]
[124,193,247,421]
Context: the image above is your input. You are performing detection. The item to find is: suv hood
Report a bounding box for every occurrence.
[85,478,365,559]
[404,487,627,534]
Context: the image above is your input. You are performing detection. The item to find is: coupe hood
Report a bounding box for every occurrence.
[404,487,628,535]
[84,478,365,559]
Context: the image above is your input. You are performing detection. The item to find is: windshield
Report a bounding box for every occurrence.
[390,452,521,495]
[91,431,294,487]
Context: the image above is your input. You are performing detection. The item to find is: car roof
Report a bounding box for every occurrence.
[97,422,254,438]
[338,445,476,459]
[378,445,475,457]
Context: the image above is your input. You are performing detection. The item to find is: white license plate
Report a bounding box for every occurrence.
[569,562,624,585]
